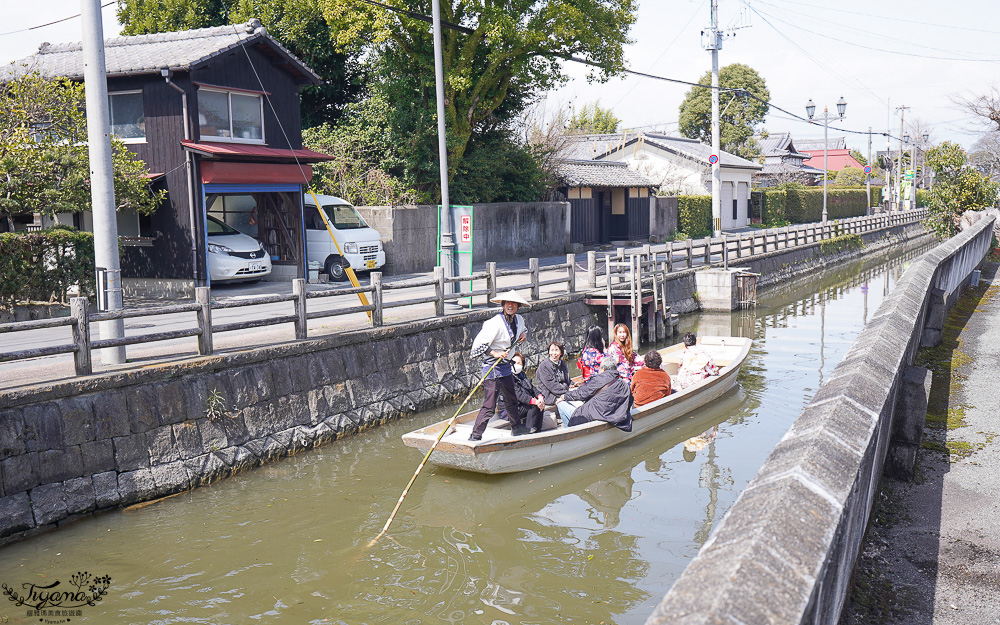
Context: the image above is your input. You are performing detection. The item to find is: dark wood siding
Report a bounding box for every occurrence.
[191,43,304,149]
[627,196,650,240]
[569,198,598,244]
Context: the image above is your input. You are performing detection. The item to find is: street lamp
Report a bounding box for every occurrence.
[806,97,847,223]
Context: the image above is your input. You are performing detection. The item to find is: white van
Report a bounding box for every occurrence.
[304,194,386,282]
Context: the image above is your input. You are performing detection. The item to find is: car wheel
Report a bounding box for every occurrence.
[325,256,348,282]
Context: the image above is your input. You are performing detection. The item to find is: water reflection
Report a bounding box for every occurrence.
[0,241,936,625]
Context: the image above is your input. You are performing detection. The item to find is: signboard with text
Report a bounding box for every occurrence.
[437,205,474,304]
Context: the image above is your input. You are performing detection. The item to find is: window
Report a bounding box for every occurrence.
[109,91,145,141]
[208,194,258,237]
[198,88,264,143]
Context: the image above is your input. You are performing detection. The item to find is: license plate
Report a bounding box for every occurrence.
[366,259,376,269]
[249,262,262,271]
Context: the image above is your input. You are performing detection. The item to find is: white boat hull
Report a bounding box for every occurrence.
[401,336,752,474]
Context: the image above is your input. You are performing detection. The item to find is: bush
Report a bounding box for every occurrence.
[819,233,863,255]
[916,188,931,208]
[761,189,787,225]
[0,228,95,305]
[764,187,870,224]
[677,195,712,237]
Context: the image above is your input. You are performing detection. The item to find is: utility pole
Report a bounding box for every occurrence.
[866,127,872,214]
[81,0,125,364]
[896,105,909,211]
[705,0,723,236]
[431,0,455,294]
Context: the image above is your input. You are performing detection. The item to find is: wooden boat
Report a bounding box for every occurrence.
[401,336,752,474]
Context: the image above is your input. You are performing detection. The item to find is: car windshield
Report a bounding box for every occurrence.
[322,204,368,230]
[207,215,241,236]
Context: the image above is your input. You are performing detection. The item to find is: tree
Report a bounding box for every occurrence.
[969,130,1000,184]
[833,167,866,187]
[0,73,163,221]
[320,0,637,195]
[957,84,1000,130]
[923,141,998,236]
[849,149,867,167]
[117,0,366,127]
[566,101,620,134]
[677,63,770,160]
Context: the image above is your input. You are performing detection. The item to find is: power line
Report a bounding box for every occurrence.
[758,0,1000,37]
[0,1,116,38]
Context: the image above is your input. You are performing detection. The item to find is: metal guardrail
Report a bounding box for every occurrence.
[0,209,927,378]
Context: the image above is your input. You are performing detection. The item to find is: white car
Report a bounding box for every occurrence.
[304,194,385,282]
[206,214,271,283]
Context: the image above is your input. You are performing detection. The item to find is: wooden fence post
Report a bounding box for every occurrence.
[293,278,307,340]
[587,250,597,288]
[195,286,213,355]
[371,272,383,327]
[566,253,576,293]
[434,266,445,317]
[703,236,711,266]
[487,262,497,303]
[530,257,540,300]
[686,238,693,268]
[666,244,673,272]
[70,297,91,376]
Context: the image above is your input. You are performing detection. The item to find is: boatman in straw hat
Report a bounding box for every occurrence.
[468,290,531,441]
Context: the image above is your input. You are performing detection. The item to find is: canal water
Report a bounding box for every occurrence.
[0,243,932,625]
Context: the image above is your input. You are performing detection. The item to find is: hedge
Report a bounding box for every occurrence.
[678,195,712,236]
[761,187,878,225]
[0,228,95,305]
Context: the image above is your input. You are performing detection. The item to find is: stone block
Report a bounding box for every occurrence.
[886,443,920,480]
[146,425,180,465]
[125,385,159,434]
[305,353,331,388]
[218,411,250,447]
[230,446,258,473]
[63,476,96,515]
[0,492,35,538]
[0,408,25,461]
[113,434,150,472]
[172,421,203,460]
[1,452,39,495]
[150,461,191,495]
[271,358,296,396]
[249,363,276,402]
[229,366,263,407]
[92,391,130,439]
[306,388,330,425]
[92,471,120,508]
[23,403,64,452]
[243,401,277,440]
[290,425,314,452]
[285,393,310,427]
[198,418,228,453]
[38,447,84,484]
[80,440,115,474]
[307,421,336,446]
[58,397,95,445]
[326,383,352,415]
[155,380,189,426]
[117,468,155,506]
[30,482,67,526]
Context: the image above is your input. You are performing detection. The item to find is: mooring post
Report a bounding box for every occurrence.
[605,263,614,339]
[371,272,383,327]
[530,257,540,300]
[195,286,213,355]
[487,262,497,304]
[566,253,576,293]
[292,278,307,340]
[434,266,445,317]
[70,297,91,376]
[587,250,597,289]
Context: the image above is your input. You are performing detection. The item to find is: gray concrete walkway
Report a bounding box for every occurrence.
[843,261,1000,624]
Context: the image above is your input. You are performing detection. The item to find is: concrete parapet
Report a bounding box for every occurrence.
[645,216,995,625]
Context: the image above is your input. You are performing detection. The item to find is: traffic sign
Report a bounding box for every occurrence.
[905,170,915,180]
[864,165,872,174]
[709,154,719,164]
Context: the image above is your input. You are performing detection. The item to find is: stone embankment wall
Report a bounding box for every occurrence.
[0,296,597,546]
[645,217,995,625]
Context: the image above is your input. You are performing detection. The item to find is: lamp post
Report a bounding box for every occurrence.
[806,97,847,223]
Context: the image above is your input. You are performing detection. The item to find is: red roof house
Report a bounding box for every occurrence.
[800,149,864,173]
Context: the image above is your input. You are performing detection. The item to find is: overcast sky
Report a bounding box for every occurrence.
[4,0,999,152]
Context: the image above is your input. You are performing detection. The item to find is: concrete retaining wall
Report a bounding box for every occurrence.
[645,217,995,625]
[0,296,598,546]
[356,203,571,276]
[650,196,679,243]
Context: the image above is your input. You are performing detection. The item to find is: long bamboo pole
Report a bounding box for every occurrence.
[366,339,523,548]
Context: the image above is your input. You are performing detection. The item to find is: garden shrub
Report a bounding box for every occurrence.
[0,227,95,304]
[677,195,712,237]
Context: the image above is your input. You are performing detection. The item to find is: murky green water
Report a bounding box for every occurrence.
[0,244,932,625]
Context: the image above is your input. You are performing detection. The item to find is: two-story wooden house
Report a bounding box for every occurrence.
[4,20,330,295]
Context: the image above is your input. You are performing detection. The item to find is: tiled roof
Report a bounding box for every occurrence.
[757,132,809,159]
[794,137,847,151]
[565,132,762,170]
[1,20,318,83]
[801,149,865,172]
[555,159,657,188]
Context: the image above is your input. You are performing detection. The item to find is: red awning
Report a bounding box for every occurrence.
[200,161,312,184]
[181,140,333,164]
